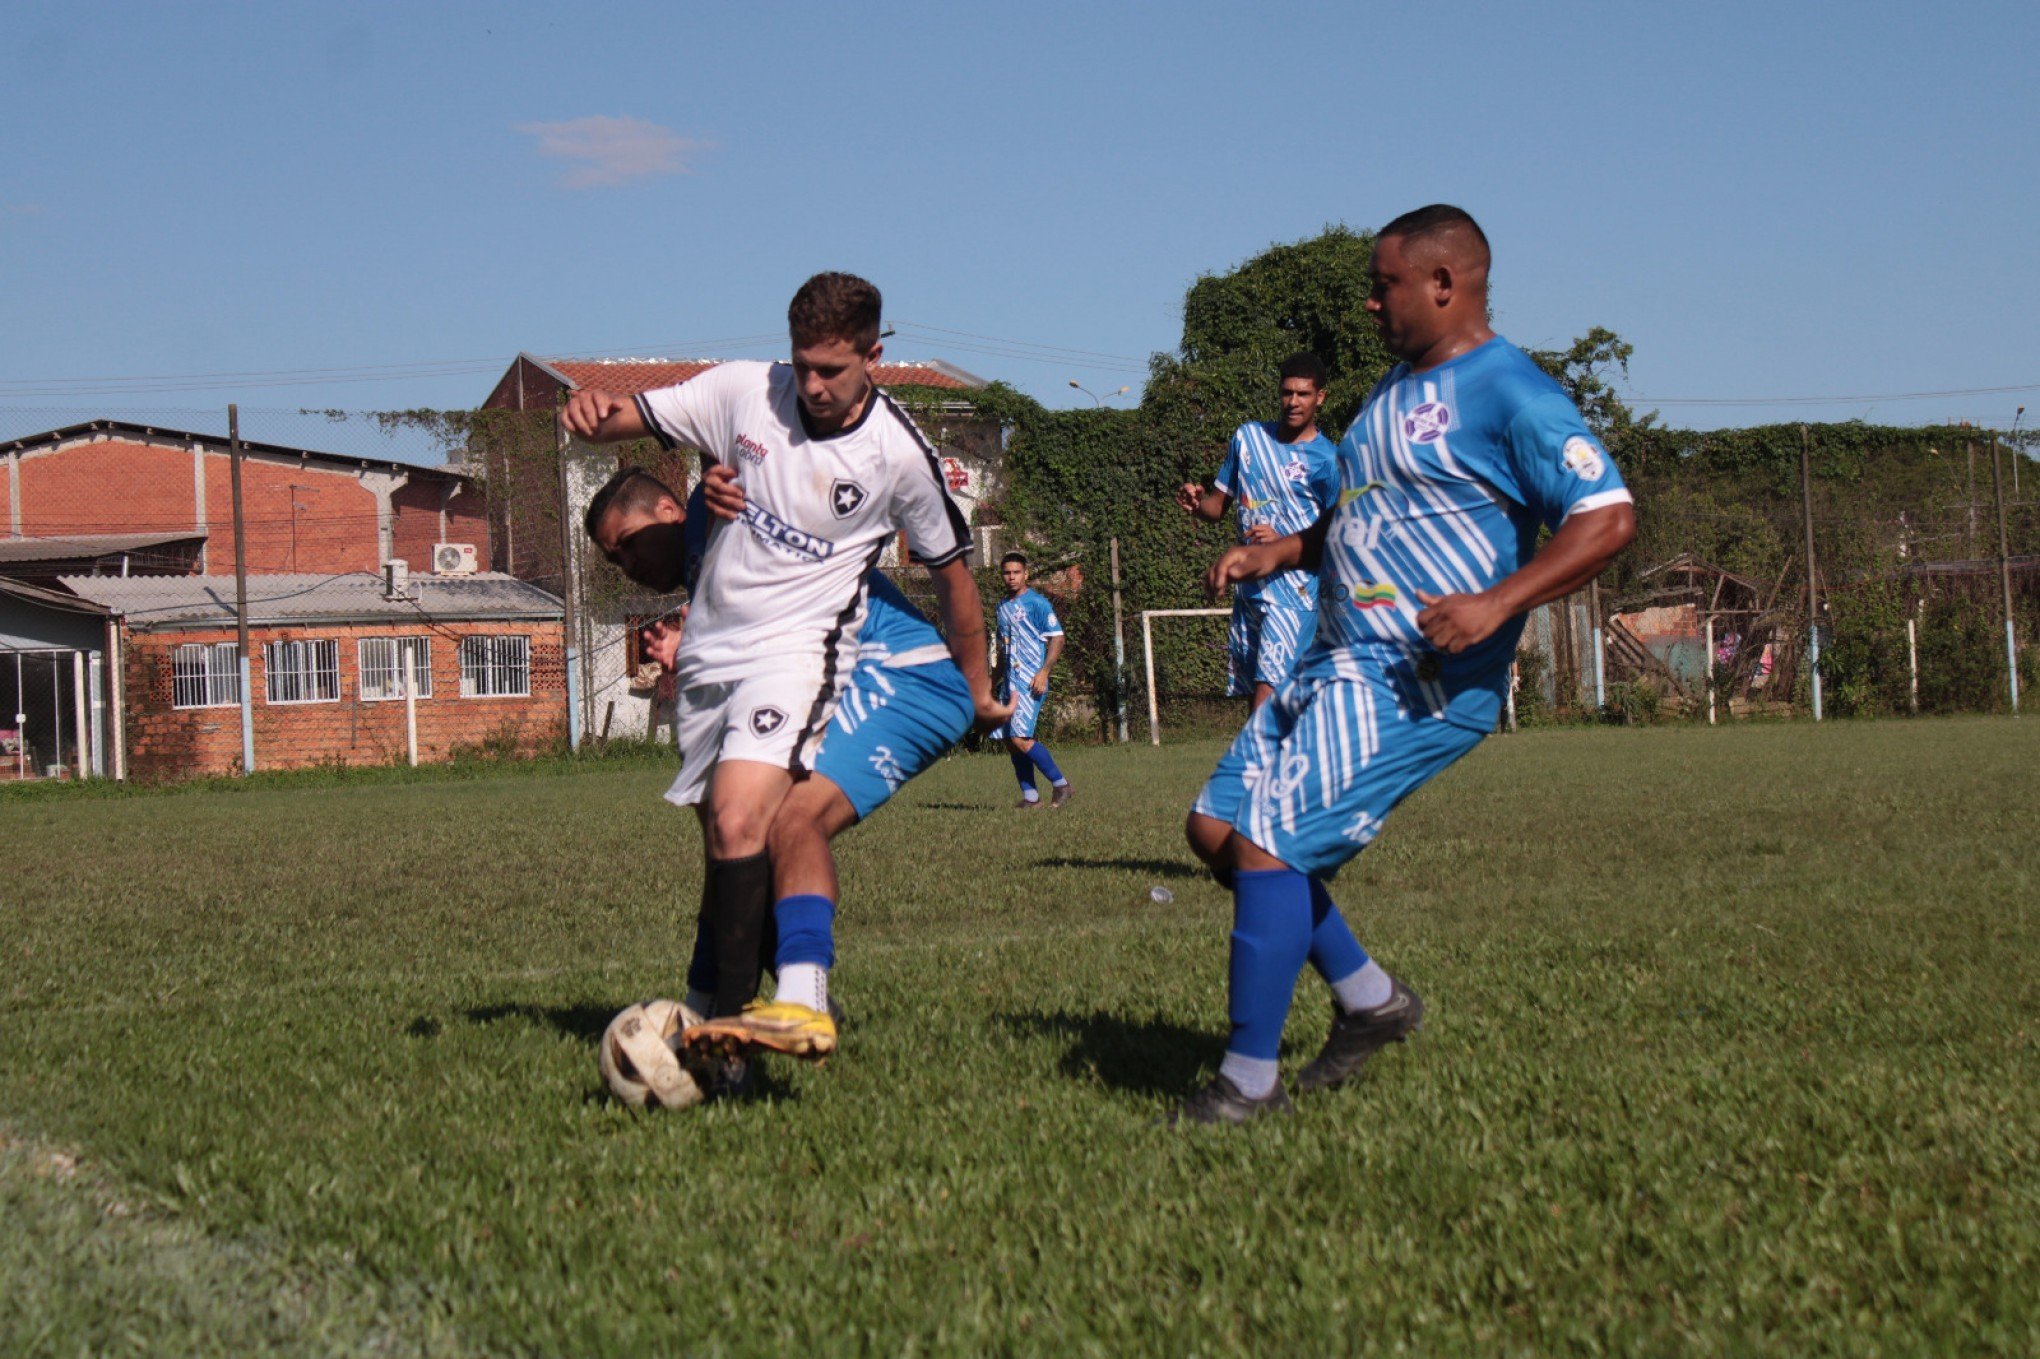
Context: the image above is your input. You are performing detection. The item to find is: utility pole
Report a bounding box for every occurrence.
[229,404,256,772]
[1989,429,2021,715]
[1966,436,1978,557]
[1109,536,1129,743]
[555,397,583,751]
[1800,424,1822,721]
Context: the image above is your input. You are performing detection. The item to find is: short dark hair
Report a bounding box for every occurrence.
[1377,204,1490,270]
[788,272,882,350]
[1278,352,1328,390]
[1001,552,1028,569]
[584,466,680,540]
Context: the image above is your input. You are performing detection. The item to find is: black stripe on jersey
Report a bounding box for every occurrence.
[632,393,680,450]
[787,538,888,774]
[875,389,972,566]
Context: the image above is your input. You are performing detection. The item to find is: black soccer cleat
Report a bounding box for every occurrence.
[1049,782,1074,809]
[1296,976,1424,1093]
[1169,1074,1294,1126]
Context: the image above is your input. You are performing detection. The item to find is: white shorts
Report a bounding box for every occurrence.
[663,668,839,808]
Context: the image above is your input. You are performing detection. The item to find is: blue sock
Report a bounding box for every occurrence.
[1225,869,1313,1062]
[1026,742,1067,786]
[1009,747,1039,797]
[772,894,837,971]
[1306,878,1369,983]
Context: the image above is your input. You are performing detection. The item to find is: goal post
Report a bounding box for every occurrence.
[1140,608,1231,745]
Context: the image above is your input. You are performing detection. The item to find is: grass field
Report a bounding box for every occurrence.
[3,719,2037,1356]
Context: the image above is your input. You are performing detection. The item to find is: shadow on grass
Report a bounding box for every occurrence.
[914,801,997,812]
[995,1009,1222,1096]
[1031,856,1204,880]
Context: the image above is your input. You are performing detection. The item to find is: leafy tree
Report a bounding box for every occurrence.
[1528,326,1656,438]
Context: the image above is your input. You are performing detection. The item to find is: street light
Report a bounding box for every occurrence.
[1068,380,1131,407]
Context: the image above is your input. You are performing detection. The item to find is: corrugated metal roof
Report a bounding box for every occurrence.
[56,573,564,628]
[0,532,207,564]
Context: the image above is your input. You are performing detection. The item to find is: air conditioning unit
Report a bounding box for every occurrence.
[434,543,479,576]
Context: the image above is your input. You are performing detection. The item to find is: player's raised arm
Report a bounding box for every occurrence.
[1415,501,1635,654]
[1203,508,1333,600]
[924,559,1012,728]
[1177,481,1230,521]
[559,388,648,442]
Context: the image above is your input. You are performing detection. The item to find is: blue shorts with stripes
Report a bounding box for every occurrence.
[989,675,1046,741]
[1228,599,1318,696]
[813,658,974,821]
[1192,668,1486,879]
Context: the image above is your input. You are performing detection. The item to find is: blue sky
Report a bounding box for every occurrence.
[3,1,2036,462]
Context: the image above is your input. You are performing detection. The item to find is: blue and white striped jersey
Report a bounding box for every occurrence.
[996,588,1063,686]
[1212,421,1340,612]
[859,571,951,669]
[1303,336,1632,732]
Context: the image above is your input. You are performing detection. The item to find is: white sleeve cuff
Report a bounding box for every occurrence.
[1559,487,1634,524]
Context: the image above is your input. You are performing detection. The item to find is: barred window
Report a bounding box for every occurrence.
[459,635,530,698]
[359,637,432,701]
[263,639,340,705]
[172,642,241,709]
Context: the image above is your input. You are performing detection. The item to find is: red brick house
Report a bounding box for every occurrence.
[2,420,488,577]
[38,572,567,781]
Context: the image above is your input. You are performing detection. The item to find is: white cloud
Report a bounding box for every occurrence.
[517,115,704,189]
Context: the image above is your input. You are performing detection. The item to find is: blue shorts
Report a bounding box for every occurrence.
[1228,599,1318,697]
[813,659,974,821]
[990,674,1047,741]
[1192,668,1485,879]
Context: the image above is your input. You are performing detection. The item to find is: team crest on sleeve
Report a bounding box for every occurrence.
[829,479,869,518]
[1561,436,1606,480]
[748,706,787,737]
[1402,402,1452,443]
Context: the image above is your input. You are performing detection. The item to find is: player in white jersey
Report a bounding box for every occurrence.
[1177,353,1341,710]
[1173,206,1637,1125]
[567,273,1006,1049]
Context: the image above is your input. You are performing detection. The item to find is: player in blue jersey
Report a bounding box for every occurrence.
[1174,205,1638,1125]
[591,475,1009,1070]
[1177,353,1342,709]
[990,552,1072,808]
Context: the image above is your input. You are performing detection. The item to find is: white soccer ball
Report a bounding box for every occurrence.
[599,999,708,1109]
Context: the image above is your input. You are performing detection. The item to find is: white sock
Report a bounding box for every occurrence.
[1020,787,1041,803]
[1051,777,1069,788]
[1217,1051,1280,1099]
[684,988,713,1017]
[1331,959,1393,1013]
[776,962,828,1013]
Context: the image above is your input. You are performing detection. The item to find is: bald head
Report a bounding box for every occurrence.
[1365,205,1498,367]
[1378,203,1490,286]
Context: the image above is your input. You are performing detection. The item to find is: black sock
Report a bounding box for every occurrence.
[706,851,773,1018]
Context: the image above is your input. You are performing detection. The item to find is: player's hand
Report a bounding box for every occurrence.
[1176,482,1205,516]
[560,389,629,438]
[701,463,745,521]
[1414,589,1510,655]
[973,691,1016,731]
[1029,672,1048,697]
[1245,523,1278,545]
[1204,546,1264,600]
[639,614,684,672]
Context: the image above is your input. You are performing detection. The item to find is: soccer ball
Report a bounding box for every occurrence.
[599,999,707,1109]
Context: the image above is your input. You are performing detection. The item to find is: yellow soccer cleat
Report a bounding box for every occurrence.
[681,1000,838,1062]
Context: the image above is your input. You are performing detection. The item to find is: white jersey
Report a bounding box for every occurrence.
[634,360,969,688]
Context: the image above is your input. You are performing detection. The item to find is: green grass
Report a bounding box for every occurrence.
[3,719,2036,1356]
